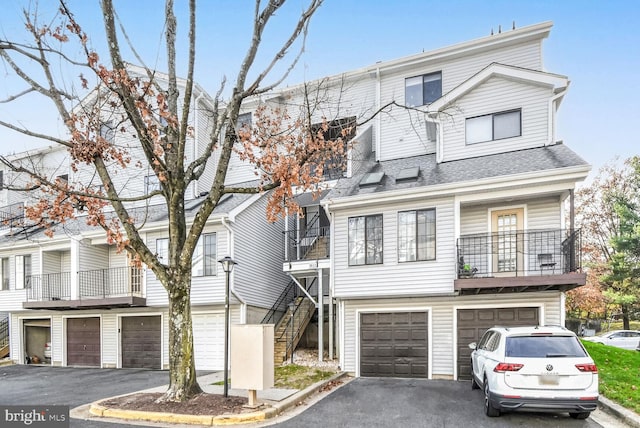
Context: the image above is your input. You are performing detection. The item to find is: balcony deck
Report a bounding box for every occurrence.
[23,267,145,310]
[455,229,585,295]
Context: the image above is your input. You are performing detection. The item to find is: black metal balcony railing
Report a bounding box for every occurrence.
[78,266,143,299]
[0,202,25,230]
[25,273,71,301]
[456,229,581,279]
[284,226,330,262]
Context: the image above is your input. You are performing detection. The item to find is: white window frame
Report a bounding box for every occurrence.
[465,109,522,144]
[405,71,442,107]
[398,208,436,262]
[192,233,217,277]
[348,214,383,266]
[156,238,168,264]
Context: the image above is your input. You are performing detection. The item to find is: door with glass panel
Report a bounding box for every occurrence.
[491,209,524,276]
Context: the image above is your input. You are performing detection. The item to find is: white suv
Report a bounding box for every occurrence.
[469,325,598,419]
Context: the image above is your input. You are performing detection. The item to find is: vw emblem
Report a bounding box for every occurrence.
[546,364,554,371]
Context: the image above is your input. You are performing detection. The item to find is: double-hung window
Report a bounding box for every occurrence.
[466,109,521,144]
[145,174,161,195]
[1,258,9,290]
[405,72,442,107]
[99,121,115,143]
[348,214,383,266]
[398,209,436,262]
[192,233,217,276]
[156,238,168,264]
[15,254,31,289]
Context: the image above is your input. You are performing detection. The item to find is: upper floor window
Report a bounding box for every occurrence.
[398,209,436,262]
[156,238,168,264]
[466,109,521,144]
[1,258,8,290]
[310,116,356,179]
[405,71,442,107]
[145,174,161,195]
[237,112,252,131]
[15,254,31,289]
[100,121,116,143]
[348,214,383,266]
[192,233,217,276]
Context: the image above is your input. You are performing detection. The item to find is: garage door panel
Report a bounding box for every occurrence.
[67,317,100,367]
[121,316,161,369]
[457,307,539,380]
[360,311,428,378]
[192,313,224,371]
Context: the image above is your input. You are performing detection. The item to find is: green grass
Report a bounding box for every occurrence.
[212,364,337,390]
[582,340,640,414]
[600,321,640,332]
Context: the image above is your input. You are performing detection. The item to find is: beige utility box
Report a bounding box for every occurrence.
[230,324,275,390]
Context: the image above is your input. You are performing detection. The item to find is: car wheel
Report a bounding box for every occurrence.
[471,373,480,390]
[569,412,590,420]
[483,376,500,417]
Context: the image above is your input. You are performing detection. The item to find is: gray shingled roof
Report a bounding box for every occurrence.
[0,192,256,244]
[328,143,589,199]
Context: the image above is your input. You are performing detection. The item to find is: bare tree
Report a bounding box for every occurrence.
[0,0,344,402]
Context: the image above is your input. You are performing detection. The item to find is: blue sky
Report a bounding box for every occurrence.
[0,0,638,175]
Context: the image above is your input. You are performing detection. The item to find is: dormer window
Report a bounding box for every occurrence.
[405,71,442,107]
[466,109,521,144]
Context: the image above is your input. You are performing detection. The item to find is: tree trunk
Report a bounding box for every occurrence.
[622,305,630,330]
[159,280,202,402]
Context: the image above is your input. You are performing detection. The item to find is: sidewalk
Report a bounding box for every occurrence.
[84,370,348,426]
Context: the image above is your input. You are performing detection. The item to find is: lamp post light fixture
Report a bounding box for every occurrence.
[218,256,237,398]
[288,301,296,364]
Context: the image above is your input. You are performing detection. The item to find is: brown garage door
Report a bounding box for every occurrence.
[457,307,538,380]
[121,316,161,369]
[67,317,101,367]
[360,311,428,378]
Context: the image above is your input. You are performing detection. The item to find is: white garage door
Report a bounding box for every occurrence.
[192,313,224,371]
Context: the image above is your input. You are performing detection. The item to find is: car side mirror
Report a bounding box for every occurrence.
[468,342,477,350]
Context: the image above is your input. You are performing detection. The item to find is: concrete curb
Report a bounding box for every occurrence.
[88,371,349,426]
[0,359,14,367]
[599,396,640,428]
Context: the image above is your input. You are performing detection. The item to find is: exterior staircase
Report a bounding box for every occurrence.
[0,315,9,359]
[273,297,315,365]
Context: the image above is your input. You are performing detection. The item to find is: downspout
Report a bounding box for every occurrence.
[374,67,381,161]
[328,211,335,360]
[193,91,205,196]
[222,216,246,323]
[547,85,569,146]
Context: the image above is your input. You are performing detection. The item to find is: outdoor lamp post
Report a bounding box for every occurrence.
[288,301,296,364]
[218,256,237,398]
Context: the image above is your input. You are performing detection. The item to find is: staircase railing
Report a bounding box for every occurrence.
[283,213,330,262]
[0,315,9,351]
[261,277,317,326]
[280,298,315,362]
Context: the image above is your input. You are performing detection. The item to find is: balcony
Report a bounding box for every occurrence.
[283,222,330,273]
[23,267,146,310]
[455,229,586,295]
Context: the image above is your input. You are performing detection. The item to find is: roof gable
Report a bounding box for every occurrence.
[429,63,569,112]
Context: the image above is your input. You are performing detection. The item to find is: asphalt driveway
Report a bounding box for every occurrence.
[274,377,614,428]
[0,365,168,428]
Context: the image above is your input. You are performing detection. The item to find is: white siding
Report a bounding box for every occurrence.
[101,313,118,367]
[333,197,455,298]
[79,244,109,271]
[441,77,551,161]
[233,193,289,309]
[378,40,543,161]
[460,197,562,235]
[341,291,562,376]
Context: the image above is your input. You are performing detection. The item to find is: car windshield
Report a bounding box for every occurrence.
[505,335,588,358]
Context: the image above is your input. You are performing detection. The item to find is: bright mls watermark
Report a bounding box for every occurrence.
[1,406,68,427]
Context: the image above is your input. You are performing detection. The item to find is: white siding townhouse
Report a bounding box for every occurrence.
[0,22,590,381]
[268,21,590,380]
[0,73,289,370]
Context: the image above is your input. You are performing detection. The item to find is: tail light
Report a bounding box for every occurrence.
[575,363,598,373]
[494,363,524,373]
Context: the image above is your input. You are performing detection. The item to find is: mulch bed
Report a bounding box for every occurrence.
[101,392,249,416]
